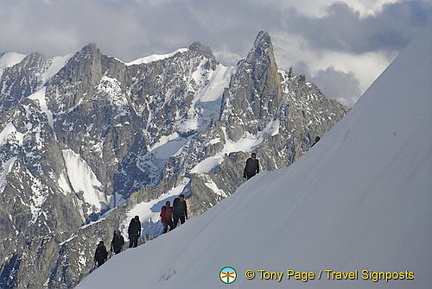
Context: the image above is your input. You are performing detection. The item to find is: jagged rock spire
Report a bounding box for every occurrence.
[246,31,275,64]
[220,31,282,141]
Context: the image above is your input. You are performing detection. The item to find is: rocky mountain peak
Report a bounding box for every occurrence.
[0,51,51,114]
[23,51,45,62]
[254,31,272,49]
[49,42,112,110]
[188,41,215,60]
[220,31,282,141]
[188,41,217,70]
[245,30,274,64]
[79,43,100,57]
[62,42,103,72]
[288,67,295,78]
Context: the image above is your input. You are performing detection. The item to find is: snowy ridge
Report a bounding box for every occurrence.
[124,48,188,66]
[77,25,432,289]
[147,62,234,157]
[195,64,234,103]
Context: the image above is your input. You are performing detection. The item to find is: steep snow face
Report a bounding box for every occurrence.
[62,149,109,214]
[181,63,235,132]
[39,54,73,86]
[146,62,234,156]
[76,25,432,289]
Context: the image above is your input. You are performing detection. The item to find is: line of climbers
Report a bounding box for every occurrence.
[93,228,126,268]
[93,228,125,268]
[94,141,322,268]
[93,194,188,268]
[94,152,260,268]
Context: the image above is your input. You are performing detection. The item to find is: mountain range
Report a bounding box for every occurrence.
[0,31,348,288]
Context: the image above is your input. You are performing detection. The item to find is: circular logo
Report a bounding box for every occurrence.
[220,266,237,284]
[245,269,255,280]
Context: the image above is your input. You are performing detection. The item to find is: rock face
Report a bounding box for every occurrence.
[0,31,348,288]
[221,31,282,141]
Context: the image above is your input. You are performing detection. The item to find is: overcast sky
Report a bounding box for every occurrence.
[1,0,431,106]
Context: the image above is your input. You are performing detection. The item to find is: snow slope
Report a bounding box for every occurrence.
[76,25,432,289]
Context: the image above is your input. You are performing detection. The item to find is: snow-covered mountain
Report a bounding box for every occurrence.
[0,32,347,288]
[76,24,432,289]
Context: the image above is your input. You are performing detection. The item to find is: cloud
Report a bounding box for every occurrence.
[271,0,432,105]
[0,0,431,106]
[310,67,362,106]
[2,0,431,59]
[281,0,432,54]
[272,35,399,107]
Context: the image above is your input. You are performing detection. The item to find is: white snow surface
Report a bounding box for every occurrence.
[62,149,109,214]
[191,119,280,174]
[195,64,234,103]
[180,64,235,133]
[119,178,190,240]
[148,63,234,159]
[124,48,188,66]
[77,25,432,289]
[40,54,72,86]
